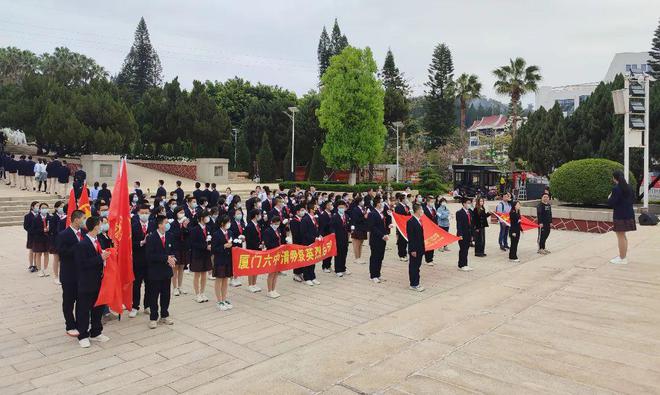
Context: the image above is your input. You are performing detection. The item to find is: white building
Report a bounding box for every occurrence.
[535,52,652,115]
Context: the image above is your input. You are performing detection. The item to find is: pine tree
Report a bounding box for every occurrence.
[381,49,410,125]
[380,49,409,93]
[116,17,163,101]
[329,19,348,56]
[308,144,325,181]
[649,17,660,79]
[317,27,331,79]
[424,43,455,147]
[236,131,251,173]
[257,132,276,182]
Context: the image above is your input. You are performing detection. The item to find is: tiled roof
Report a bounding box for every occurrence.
[467,115,508,132]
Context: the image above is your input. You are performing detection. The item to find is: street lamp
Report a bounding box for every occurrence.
[283,106,299,178]
[392,121,404,183]
[231,128,239,167]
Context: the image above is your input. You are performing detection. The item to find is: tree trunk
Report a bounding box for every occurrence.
[348,167,357,186]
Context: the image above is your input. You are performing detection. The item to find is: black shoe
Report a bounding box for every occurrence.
[500,246,506,251]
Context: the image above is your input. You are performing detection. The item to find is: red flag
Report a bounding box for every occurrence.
[65,187,76,227]
[96,159,134,312]
[493,212,540,232]
[78,183,91,218]
[391,212,461,251]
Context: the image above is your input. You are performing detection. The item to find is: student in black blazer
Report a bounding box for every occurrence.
[49,201,66,283]
[24,201,38,272]
[174,180,184,205]
[422,196,438,266]
[290,205,305,282]
[509,200,522,262]
[212,215,236,310]
[75,216,110,347]
[263,215,282,298]
[456,197,474,271]
[244,209,264,292]
[318,201,334,272]
[145,215,176,328]
[394,193,410,261]
[156,180,167,199]
[407,203,426,291]
[368,197,388,282]
[300,201,321,285]
[269,197,289,245]
[330,200,351,276]
[57,210,86,337]
[31,202,51,276]
[190,210,212,302]
[133,181,144,200]
[130,205,151,317]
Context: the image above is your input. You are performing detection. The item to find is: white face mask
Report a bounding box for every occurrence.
[203,217,210,224]
[224,223,231,230]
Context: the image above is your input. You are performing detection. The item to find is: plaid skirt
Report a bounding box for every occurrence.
[351,230,367,240]
[613,218,637,232]
[213,262,233,278]
[190,256,212,272]
[175,249,191,266]
[32,239,49,253]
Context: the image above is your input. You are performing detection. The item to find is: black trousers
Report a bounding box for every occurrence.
[396,231,407,258]
[76,291,103,340]
[132,263,149,310]
[148,279,171,321]
[302,263,316,281]
[538,226,550,249]
[334,242,348,273]
[458,239,470,268]
[474,228,486,255]
[369,240,385,279]
[293,267,304,275]
[424,250,434,263]
[321,257,332,269]
[408,253,423,287]
[509,233,520,259]
[62,281,77,331]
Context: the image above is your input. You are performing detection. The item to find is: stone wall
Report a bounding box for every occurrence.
[129,160,197,180]
[526,216,613,234]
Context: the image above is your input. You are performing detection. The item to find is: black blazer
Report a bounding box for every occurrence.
[189,224,211,260]
[30,214,50,244]
[289,217,302,244]
[145,232,175,280]
[509,210,522,234]
[368,211,387,245]
[473,207,491,229]
[269,207,288,243]
[456,209,473,242]
[229,218,246,237]
[300,214,319,245]
[395,202,410,216]
[406,216,425,255]
[23,212,35,233]
[57,227,83,283]
[211,228,233,267]
[131,219,149,266]
[98,188,112,204]
[174,187,184,205]
[244,221,262,250]
[156,186,167,199]
[75,236,104,293]
[318,211,332,236]
[423,204,437,224]
[349,206,369,232]
[262,226,281,250]
[209,189,220,207]
[330,213,350,247]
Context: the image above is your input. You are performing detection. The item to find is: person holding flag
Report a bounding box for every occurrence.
[422,195,437,266]
[406,203,425,292]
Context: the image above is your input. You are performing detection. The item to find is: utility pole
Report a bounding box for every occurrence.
[283,107,299,179]
[231,128,239,168]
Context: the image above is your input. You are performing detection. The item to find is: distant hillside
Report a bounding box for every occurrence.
[409,96,509,128]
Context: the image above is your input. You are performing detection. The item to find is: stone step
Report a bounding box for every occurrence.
[0,220,24,227]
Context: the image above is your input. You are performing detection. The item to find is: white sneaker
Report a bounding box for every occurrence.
[372,277,381,284]
[90,334,110,343]
[128,308,138,318]
[184,268,191,274]
[79,338,90,348]
[173,288,180,296]
[54,279,62,285]
[293,274,303,282]
[322,268,331,273]
[224,300,233,309]
[609,256,622,264]
[38,270,45,277]
[336,272,344,278]
[230,278,242,287]
[148,320,158,329]
[458,266,473,271]
[312,279,320,285]
[399,257,407,262]
[611,257,628,265]
[305,280,314,286]
[410,285,426,292]
[248,285,261,293]
[201,294,209,302]
[216,301,229,311]
[159,317,174,325]
[180,288,188,295]
[66,329,80,337]
[208,275,216,280]
[195,294,205,303]
[510,258,520,263]
[344,269,352,275]
[267,290,280,299]
[426,261,435,266]
[43,272,50,277]
[143,307,150,315]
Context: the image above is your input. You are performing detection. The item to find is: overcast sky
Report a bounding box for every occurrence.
[2,0,660,105]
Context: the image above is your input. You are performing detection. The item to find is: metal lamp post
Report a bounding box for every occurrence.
[283,106,299,179]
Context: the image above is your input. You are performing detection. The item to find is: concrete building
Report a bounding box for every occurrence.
[535,52,652,115]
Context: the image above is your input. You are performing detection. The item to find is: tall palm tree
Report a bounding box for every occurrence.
[492,57,541,138]
[455,73,482,133]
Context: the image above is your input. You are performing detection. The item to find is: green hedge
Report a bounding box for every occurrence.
[550,158,636,205]
[279,181,416,193]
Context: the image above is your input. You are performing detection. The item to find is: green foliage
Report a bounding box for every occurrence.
[318,46,386,171]
[257,132,276,182]
[424,43,455,147]
[279,181,419,193]
[295,90,324,166]
[0,47,40,85]
[455,73,482,131]
[492,57,541,136]
[235,129,251,173]
[650,17,660,79]
[417,166,447,196]
[317,19,349,80]
[550,159,636,205]
[308,145,325,181]
[115,17,163,101]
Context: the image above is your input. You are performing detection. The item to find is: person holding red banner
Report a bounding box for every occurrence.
[368,197,388,283]
[212,215,236,310]
[244,209,264,291]
[422,195,437,266]
[190,210,213,302]
[456,197,474,271]
[145,215,176,328]
[509,201,522,262]
[407,203,426,292]
[330,200,351,277]
[394,193,410,262]
[75,216,110,348]
[300,201,322,286]
[263,215,282,298]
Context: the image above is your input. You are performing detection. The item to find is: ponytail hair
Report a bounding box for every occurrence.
[612,170,631,197]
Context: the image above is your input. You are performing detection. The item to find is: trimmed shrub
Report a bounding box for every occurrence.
[550,158,636,205]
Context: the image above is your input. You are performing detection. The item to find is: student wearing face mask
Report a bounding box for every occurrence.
[166,199,177,219]
[456,197,474,271]
[189,210,213,302]
[171,207,190,296]
[31,202,51,277]
[300,201,321,286]
[422,195,438,266]
[49,201,66,283]
[263,215,282,298]
[98,217,113,250]
[394,193,410,262]
[207,207,220,280]
[509,200,522,263]
[290,205,305,282]
[330,200,351,277]
[319,201,334,273]
[57,210,86,337]
[24,201,39,272]
[367,197,388,283]
[436,198,451,252]
[145,215,176,328]
[349,196,368,265]
[407,203,426,292]
[129,193,140,215]
[129,204,152,318]
[229,208,246,287]
[269,197,289,245]
[243,209,264,292]
[184,196,198,219]
[212,215,235,310]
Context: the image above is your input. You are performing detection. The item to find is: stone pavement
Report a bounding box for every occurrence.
[0,206,658,394]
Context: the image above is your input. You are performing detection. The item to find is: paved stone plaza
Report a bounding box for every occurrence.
[0,206,659,394]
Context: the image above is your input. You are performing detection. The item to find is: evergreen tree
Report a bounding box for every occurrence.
[649,17,660,79]
[380,49,410,126]
[236,131,251,173]
[380,49,409,93]
[329,19,349,56]
[116,17,163,101]
[257,132,276,182]
[308,144,325,181]
[295,90,324,165]
[424,43,455,147]
[317,27,331,79]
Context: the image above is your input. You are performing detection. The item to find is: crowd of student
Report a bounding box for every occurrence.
[1,153,80,196]
[16,177,556,348]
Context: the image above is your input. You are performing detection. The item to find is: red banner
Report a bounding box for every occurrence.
[391,212,462,251]
[232,234,337,276]
[492,212,540,232]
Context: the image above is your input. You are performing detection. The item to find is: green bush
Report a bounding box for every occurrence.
[278,181,418,193]
[550,158,636,205]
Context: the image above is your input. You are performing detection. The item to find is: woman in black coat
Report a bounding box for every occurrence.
[509,201,522,262]
[212,215,235,311]
[607,170,636,265]
[189,210,212,303]
[473,197,492,257]
[349,196,369,265]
